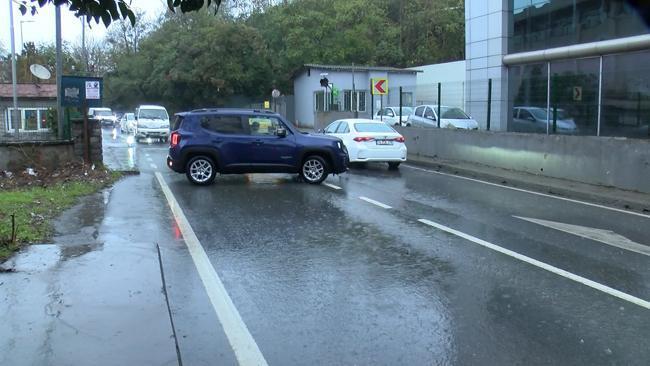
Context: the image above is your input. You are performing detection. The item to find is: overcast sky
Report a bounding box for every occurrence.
[0,1,166,53]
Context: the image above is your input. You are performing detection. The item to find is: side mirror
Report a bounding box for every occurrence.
[276,127,287,137]
[317,128,324,133]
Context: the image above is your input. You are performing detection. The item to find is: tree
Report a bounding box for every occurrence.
[18,0,227,27]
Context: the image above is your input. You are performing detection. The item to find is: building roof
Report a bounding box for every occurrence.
[294,64,421,79]
[0,83,57,99]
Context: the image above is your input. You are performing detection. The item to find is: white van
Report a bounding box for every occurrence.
[134,105,170,142]
[88,107,116,127]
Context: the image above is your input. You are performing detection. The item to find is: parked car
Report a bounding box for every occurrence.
[322,118,406,169]
[408,105,479,130]
[373,106,414,126]
[167,108,349,185]
[512,106,578,134]
[135,105,170,142]
[120,113,136,134]
[88,107,116,127]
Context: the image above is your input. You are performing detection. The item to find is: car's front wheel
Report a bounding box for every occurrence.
[388,162,401,170]
[300,155,329,184]
[186,156,217,185]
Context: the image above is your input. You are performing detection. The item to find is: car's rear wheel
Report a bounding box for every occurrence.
[388,162,401,170]
[301,155,329,184]
[186,156,217,185]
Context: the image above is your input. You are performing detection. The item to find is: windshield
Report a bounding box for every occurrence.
[440,107,470,119]
[396,107,413,115]
[126,113,135,120]
[139,109,168,120]
[529,108,570,120]
[354,123,395,133]
[95,110,113,116]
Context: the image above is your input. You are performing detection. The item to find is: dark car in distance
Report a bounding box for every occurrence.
[167,108,349,185]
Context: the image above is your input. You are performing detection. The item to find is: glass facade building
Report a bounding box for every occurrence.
[506,0,650,138]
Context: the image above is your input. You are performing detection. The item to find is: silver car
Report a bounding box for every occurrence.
[373,106,413,126]
[512,107,577,134]
[408,105,479,130]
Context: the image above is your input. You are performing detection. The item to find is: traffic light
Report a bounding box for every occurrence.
[320,77,329,88]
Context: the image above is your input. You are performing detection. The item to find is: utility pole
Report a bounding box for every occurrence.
[9,0,19,133]
[55,4,64,138]
[352,63,357,118]
[82,16,88,73]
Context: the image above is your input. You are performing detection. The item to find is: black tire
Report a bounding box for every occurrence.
[388,162,401,170]
[185,156,217,185]
[300,155,329,184]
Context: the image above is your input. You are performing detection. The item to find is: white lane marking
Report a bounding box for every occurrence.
[145,153,150,157]
[403,164,650,220]
[155,173,268,366]
[417,218,650,310]
[146,157,153,162]
[323,182,342,190]
[359,196,392,209]
[150,163,158,170]
[515,216,650,257]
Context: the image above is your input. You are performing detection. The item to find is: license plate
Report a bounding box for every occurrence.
[376,140,393,145]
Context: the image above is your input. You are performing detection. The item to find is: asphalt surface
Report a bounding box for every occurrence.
[4,127,650,365]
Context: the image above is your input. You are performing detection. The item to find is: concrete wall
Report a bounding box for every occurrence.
[0,141,76,171]
[397,127,650,194]
[465,0,509,131]
[0,118,103,171]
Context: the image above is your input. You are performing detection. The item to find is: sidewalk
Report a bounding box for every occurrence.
[406,154,650,214]
[0,131,180,366]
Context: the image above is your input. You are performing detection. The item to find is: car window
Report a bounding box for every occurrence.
[139,109,168,120]
[415,106,424,117]
[126,114,135,121]
[248,116,283,136]
[513,109,519,118]
[335,121,349,133]
[440,107,470,119]
[324,121,341,134]
[424,107,435,119]
[354,123,395,133]
[385,108,395,117]
[519,109,534,121]
[200,115,245,134]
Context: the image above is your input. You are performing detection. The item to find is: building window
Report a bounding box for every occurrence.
[510,0,647,54]
[343,90,367,112]
[5,108,50,132]
[314,90,336,112]
[601,50,650,138]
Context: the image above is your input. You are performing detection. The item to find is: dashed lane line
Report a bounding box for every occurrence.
[418,218,650,310]
[403,164,650,220]
[155,172,269,366]
[359,196,392,209]
[150,163,158,170]
[323,182,342,190]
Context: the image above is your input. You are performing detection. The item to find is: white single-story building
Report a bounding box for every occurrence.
[292,64,420,127]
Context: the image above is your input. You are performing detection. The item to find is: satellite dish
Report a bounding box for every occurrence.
[30,64,51,80]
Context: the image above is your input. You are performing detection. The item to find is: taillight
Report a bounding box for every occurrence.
[394,136,405,143]
[170,132,180,147]
[353,136,375,142]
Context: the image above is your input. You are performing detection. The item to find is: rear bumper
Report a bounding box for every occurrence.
[350,146,407,162]
[167,155,185,173]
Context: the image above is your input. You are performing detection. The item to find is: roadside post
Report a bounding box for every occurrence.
[370,79,374,119]
[487,78,492,131]
[437,82,441,128]
[60,75,103,163]
[399,86,403,125]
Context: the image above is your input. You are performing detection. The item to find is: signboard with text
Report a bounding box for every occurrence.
[60,76,103,107]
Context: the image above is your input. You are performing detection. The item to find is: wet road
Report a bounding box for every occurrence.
[109,129,650,365]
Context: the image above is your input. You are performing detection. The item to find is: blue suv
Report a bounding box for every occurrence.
[167,109,348,185]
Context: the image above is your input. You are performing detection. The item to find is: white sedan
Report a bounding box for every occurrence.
[322,118,407,169]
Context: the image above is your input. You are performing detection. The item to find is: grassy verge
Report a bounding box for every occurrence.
[0,171,121,262]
